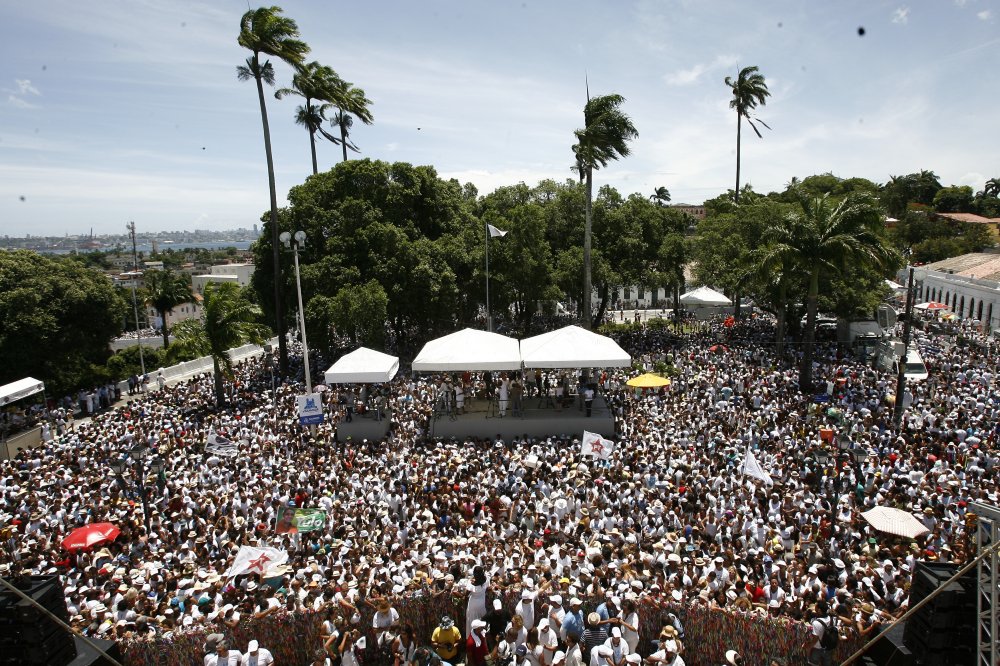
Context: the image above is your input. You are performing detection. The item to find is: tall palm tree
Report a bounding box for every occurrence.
[171,282,270,406]
[979,177,1000,199]
[572,93,638,328]
[724,66,770,204]
[238,5,309,376]
[760,194,895,390]
[275,61,346,175]
[143,270,194,349]
[650,186,671,206]
[330,84,374,162]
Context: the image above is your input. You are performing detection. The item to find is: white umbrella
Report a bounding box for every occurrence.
[861,506,929,539]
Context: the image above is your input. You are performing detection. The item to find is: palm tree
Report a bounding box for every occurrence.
[760,194,895,390]
[238,5,309,376]
[171,282,270,406]
[724,66,770,204]
[572,93,638,328]
[650,186,671,206]
[330,84,374,162]
[979,177,1000,199]
[275,61,347,175]
[143,270,194,349]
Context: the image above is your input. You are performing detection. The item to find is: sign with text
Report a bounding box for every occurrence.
[275,507,327,533]
[296,393,324,425]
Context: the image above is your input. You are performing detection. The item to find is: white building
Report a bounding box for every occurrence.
[191,263,255,294]
[907,253,1000,332]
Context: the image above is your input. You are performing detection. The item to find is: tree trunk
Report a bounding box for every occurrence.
[213,356,225,407]
[160,308,170,349]
[254,61,289,377]
[340,125,348,162]
[309,125,318,175]
[674,283,681,333]
[776,279,786,356]
[594,284,610,328]
[800,266,821,391]
[734,112,742,204]
[734,289,742,319]
[582,167,594,330]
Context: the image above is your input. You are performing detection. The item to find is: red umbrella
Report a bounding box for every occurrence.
[61,523,121,552]
[709,344,729,353]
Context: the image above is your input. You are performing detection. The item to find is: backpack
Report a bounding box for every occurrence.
[819,617,839,651]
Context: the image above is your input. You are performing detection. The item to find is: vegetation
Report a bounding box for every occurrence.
[724,66,770,203]
[143,270,194,348]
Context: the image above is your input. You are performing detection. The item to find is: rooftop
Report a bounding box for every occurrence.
[924,252,1000,282]
[934,212,1000,225]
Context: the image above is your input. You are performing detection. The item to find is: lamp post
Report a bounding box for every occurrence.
[109,443,163,531]
[893,265,927,426]
[279,231,312,394]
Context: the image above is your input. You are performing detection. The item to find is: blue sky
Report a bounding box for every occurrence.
[1,0,998,237]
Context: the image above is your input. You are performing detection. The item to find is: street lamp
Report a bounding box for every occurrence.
[893,265,927,426]
[279,231,313,395]
[108,444,163,531]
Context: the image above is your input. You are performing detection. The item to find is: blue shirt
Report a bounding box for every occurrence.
[562,609,584,639]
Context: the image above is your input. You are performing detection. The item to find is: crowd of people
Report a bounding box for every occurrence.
[1,311,998,665]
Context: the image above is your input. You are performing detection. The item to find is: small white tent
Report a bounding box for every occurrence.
[0,377,45,407]
[324,347,399,384]
[412,328,522,371]
[679,286,732,306]
[520,325,631,368]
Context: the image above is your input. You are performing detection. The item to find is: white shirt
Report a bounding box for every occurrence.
[241,649,274,666]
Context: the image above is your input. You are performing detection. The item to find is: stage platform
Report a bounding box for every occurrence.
[427,395,615,440]
[334,414,391,441]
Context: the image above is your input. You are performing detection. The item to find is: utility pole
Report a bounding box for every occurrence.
[127,221,146,377]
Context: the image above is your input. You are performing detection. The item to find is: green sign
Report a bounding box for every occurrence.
[276,507,327,533]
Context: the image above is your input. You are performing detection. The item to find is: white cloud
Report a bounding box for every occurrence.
[7,95,37,109]
[663,54,739,86]
[892,6,911,24]
[954,0,968,6]
[977,9,993,20]
[4,78,41,108]
[15,79,40,96]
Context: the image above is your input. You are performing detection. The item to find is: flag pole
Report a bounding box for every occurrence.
[485,220,492,332]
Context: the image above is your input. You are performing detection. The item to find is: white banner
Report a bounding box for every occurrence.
[224,545,289,579]
[741,446,774,486]
[581,430,614,459]
[206,431,239,457]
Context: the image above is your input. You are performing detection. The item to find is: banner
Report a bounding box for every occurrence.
[581,430,613,459]
[276,507,327,534]
[296,393,324,425]
[224,545,288,579]
[741,446,774,486]
[205,431,239,457]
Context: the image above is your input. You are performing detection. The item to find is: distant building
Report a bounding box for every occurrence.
[191,263,255,293]
[910,252,1000,331]
[113,271,144,290]
[670,203,706,220]
[931,212,1000,241]
[146,293,203,331]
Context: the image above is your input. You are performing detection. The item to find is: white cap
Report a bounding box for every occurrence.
[611,627,622,638]
[494,599,503,610]
[553,652,566,664]
[550,594,562,604]
[247,640,259,652]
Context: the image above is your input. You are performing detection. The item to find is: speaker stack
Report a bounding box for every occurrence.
[901,562,976,665]
[0,575,77,666]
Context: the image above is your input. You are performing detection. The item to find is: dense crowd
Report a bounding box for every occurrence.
[1,313,998,665]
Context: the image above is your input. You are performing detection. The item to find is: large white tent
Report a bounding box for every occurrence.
[520,325,631,368]
[679,286,732,306]
[323,347,399,384]
[0,377,45,407]
[412,328,522,371]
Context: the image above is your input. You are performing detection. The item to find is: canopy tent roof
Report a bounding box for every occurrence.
[860,506,929,539]
[0,377,44,407]
[679,286,732,306]
[412,328,522,371]
[885,278,905,290]
[323,347,399,384]
[520,325,631,369]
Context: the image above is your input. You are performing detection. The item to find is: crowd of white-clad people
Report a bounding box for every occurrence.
[1,312,998,666]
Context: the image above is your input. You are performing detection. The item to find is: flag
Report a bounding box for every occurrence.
[224,545,288,579]
[581,430,613,459]
[206,430,239,457]
[487,223,508,238]
[741,446,774,486]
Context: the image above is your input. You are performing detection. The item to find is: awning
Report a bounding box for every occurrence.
[412,328,522,371]
[679,286,732,306]
[0,377,45,407]
[323,347,399,384]
[520,325,631,369]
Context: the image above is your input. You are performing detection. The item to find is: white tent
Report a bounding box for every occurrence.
[0,377,45,407]
[679,286,732,306]
[412,328,522,371]
[323,347,399,384]
[520,325,631,368]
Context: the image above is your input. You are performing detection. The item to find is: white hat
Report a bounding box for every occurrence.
[247,640,259,652]
[550,594,562,605]
[553,652,566,664]
[725,650,740,665]
[472,619,487,630]
[611,627,622,638]
[493,599,503,610]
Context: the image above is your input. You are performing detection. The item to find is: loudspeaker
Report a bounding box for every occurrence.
[902,562,976,665]
[66,636,122,666]
[864,622,914,666]
[0,575,77,666]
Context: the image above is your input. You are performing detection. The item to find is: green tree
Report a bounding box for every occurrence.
[323,280,388,348]
[143,270,194,349]
[572,93,638,328]
[933,185,974,213]
[275,61,347,175]
[649,186,671,206]
[171,282,270,406]
[331,84,374,162]
[238,5,309,375]
[724,66,770,203]
[759,194,896,389]
[0,251,126,393]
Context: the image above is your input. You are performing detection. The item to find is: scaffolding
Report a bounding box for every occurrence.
[972,501,1000,666]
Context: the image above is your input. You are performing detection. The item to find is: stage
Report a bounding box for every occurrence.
[334,413,391,442]
[427,395,615,440]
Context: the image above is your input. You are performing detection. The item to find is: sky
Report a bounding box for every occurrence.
[1,0,998,237]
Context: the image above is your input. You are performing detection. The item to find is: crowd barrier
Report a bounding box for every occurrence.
[120,587,864,666]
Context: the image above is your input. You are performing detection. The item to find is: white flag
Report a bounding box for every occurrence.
[741,446,774,486]
[487,223,508,238]
[224,545,288,579]
[581,430,614,459]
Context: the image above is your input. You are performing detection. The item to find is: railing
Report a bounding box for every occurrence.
[116,337,279,393]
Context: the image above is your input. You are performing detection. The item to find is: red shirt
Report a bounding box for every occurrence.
[466,636,489,666]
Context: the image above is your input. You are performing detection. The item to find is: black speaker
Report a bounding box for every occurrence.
[902,562,976,665]
[864,622,914,666]
[0,575,77,666]
[66,635,122,666]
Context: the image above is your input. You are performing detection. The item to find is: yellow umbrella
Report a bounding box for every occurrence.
[626,373,671,388]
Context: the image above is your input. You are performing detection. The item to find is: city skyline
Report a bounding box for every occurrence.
[2,0,998,236]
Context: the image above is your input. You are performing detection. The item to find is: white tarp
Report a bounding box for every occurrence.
[324,347,400,384]
[0,377,44,407]
[412,328,522,371]
[520,325,631,368]
[679,286,732,306]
